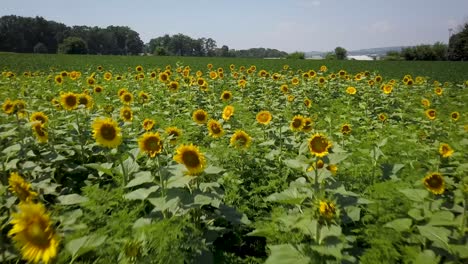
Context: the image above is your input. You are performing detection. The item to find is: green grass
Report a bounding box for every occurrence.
[1,53,467,83]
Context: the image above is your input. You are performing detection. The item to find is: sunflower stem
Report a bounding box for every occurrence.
[74,110,85,164]
[118,155,128,186]
[156,156,164,197]
[314,156,320,193]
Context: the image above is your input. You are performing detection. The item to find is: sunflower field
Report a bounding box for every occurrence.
[0,57,467,264]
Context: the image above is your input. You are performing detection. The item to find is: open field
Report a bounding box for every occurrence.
[1,54,467,263]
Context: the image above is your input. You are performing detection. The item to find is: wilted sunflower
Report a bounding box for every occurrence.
[256,110,272,125]
[8,172,38,202]
[308,133,332,157]
[207,119,224,138]
[120,92,134,105]
[168,81,179,92]
[230,130,252,149]
[378,113,387,122]
[2,99,15,115]
[78,93,93,109]
[425,109,436,120]
[54,75,63,85]
[439,143,454,158]
[346,86,357,95]
[8,202,59,264]
[450,112,460,121]
[92,117,122,148]
[220,91,232,101]
[341,124,352,135]
[290,115,305,132]
[423,172,445,195]
[165,126,182,145]
[319,200,336,221]
[60,92,78,110]
[192,109,208,124]
[174,144,206,175]
[222,105,234,121]
[142,118,155,131]
[30,112,48,125]
[120,106,133,122]
[138,132,163,158]
[31,122,48,143]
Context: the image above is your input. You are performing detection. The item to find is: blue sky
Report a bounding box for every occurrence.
[2,0,467,52]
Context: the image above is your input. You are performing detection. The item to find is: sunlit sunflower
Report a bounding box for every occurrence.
[272,73,281,81]
[421,98,430,108]
[120,92,133,105]
[280,84,289,94]
[77,93,93,109]
[209,71,218,80]
[230,130,252,149]
[138,132,163,158]
[2,99,15,115]
[303,98,312,108]
[425,109,436,120]
[103,72,112,81]
[29,112,48,125]
[87,77,96,86]
[165,126,182,145]
[93,85,103,93]
[308,133,332,157]
[340,124,352,135]
[319,200,336,221]
[92,117,122,148]
[31,122,48,143]
[238,79,247,88]
[135,65,143,72]
[192,109,208,125]
[290,115,305,132]
[318,77,326,85]
[220,91,232,101]
[120,106,133,122]
[423,172,445,195]
[256,110,272,125]
[378,113,387,122]
[8,172,37,202]
[309,70,317,78]
[326,164,338,175]
[54,75,63,85]
[439,143,454,158]
[290,77,299,86]
[197,77,206,86]
[346,86,357,95]
[150,71,157,79]
[165,81,178,92]
[60,92,78,111]
[222,105,234,121]
[382,85,393,94]
[450,112,460,121]
[287,95,295,102]
[117,88,128,97]
[434,87,443,96]
[207,119,224,138]
[174,144,206,175]
[159,72,169,82]
[8,202,59,264]
[142,118,155,131]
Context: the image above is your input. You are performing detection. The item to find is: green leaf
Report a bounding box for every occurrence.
[204,166,224,175]
[311,243,343,259]
[320,224,342,240]
[384,218,412,232]
[283,158,309,171]
[428,211,456,226]
[399,189,428,202]
[265,244,311,264]
[259,139,276,146]
[413,250,440,264]
[266,188,307,205]
[66,235,107,259]
[117,157,140,177]
[125,171,153,188]
[124,185,159,200]
[57,194,89,205]
[344,206,361,222]
[451,244,468,258]
[408,208,425,221]
[194,194,221,208]
[2,143,20,154]
[85,162,113,176]
[417,225,450,250]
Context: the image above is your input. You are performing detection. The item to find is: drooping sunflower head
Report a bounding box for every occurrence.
[280,84,289,94]
[340,124,352,135]
[304,98,312,108]
[92,117,122,148]
[142,118,155,131]
[2,98,15,115]
[60,92,78,111]
[104,72,112,81]
[425,109,436,120]
[120,106,133,122]
[423,172,445,195]
[192,109,208,125]
[78,93,93,109]
[230,130,252,150]
[138,132,163,158]
[120,92,134,105]
[32,122,48,143]
[319,200,336,221]
[8,202,59,264]
[8,172,38,202]
[222,105,234,121]
[346,86,357,95]
[450,112,460,121]
[439,143,454,158]
[207,119,224,138]
[165,126,182,145]
[290,115,305,132]
[174,144,206,175]
[308,133,332,157]
[256,110,272,125]
[220,91,232,101]
[378,113,387,122]
[421,98,430,108]
[30,112,48,124]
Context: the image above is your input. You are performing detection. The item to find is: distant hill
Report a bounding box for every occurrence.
[304,46,406,58]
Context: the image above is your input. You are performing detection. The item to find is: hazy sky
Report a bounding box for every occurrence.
[2,0,467,52]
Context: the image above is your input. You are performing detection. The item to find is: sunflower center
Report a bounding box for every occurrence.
[182,150,200,168]
[195,113,206,121]
[123,94,132,102]
[100,124,117,140]
[427,175,442,188]
[145,137,161,151]
[310,136,328,153]
[79,97,88,105]
[292,119,302,128]
[34,126,46,137]
[123,110,132,119]
[26,221,50,247]
[235,136,247,146]
[65,96,76,106]
[210,124,221,134]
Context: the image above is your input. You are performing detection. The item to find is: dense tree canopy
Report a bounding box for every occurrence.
[448,23,468,61]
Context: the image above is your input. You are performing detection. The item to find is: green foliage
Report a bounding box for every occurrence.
[401,42,448,61]
[58,37,88,54]
[334,46,347,60]
[448,23,468,61]
[286,52,305,59]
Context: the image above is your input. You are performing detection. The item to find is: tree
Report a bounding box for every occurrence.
[58,37,87,54]
[33,42,48,53]
[286,52,305,59]
[334,47,347,60]
[325,52,336,60]
[448,23,468,61]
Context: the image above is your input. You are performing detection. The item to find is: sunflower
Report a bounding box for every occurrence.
[92,117,122,148]
[192,109,208,124]
[309,70,317,78]
[54,75,63,85]
[207,63,213,70]
[31,122,48,143]
[319,65,327,72]
[423,172,445,195]
[340,124,352,135]
[220,91,232,101]
[197,77,206,86]
[327,164,338,175]
[279,84,288,94]
[378,113,387,122]
[450,112,460,121]
[425,109,436,120]
[287,95,295,102]
[150,71,157,79]
[318,77,326,84]
[78,93,93,109]
[30,112,48,124]
[138,132,163,158]
[138,91,150,104]
[207,119,224,138]
[256,110,272,125]
[120,92,134,105]
[174,144,206,175]
[301,117,313,132]
[8,202,59,264]
[272,73,281,81]
[69,71,79,80]
[2,99,15,114]
[308,133,332,157]
[142,118,155,131]
[159,72,169,82]
[346,86,357,95]
[375,75,383,82]
[165,126,182,144]
[87,77,96,86]
[135,65,143,72]
[120,106,133,122]
[307,159,324,172]
[230,130,252,149]
[8,172,38,202]
[319,200,336,221]
[209,71,218,80]
[222,105,234,121]
[196,70,203,77]
[167,81,179,92]
[439,143,454,158]
[290,115,305,132]
[434,87,443,96]
[104,72,112,81]
[94,85,103,93]
[238,79,247,88]
[382,85,393,94]
[421,98,430,108]
[60,92,78,111]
